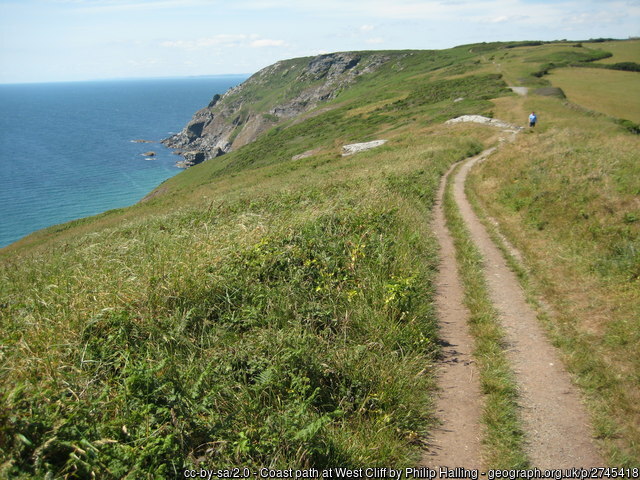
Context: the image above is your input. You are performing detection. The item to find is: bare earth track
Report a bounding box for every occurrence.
[421,160,484,468]
[423,122,605,468]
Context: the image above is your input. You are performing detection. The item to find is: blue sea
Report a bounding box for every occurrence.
[0,75,248,248]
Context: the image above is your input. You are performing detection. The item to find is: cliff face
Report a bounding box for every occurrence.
[162,51,395,166]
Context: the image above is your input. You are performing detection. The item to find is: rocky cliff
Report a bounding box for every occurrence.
[162,51,396,166]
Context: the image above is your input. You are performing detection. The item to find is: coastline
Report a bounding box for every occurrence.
[0,75,248,249]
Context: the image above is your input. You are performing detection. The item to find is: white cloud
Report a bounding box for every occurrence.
[61,0,215,13]
[127,58,160,66]
[489,15,509,23]
[161,35,248,49]
[232,0,636,31]
[250,38,287,47]
[366,37,385,44]
[561,10,627,27]
[161,35,288,50]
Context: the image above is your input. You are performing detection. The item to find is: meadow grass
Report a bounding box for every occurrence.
[469,93,640,465]
[547,67,640,123]
[3,40,639,475]
[479,42,614,87]
[591,39,640,64]
[0,70,493,475]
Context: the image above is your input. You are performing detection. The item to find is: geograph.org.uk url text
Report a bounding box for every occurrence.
[183,466,640,480]
[483,468,640,480]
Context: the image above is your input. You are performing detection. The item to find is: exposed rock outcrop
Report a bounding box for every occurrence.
[445,115,523,131]
[162,52,398,166]
[342,140,387,156]
[175,151,206,168]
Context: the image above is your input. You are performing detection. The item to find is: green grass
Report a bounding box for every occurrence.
[443,163,528,469]
[548,67,640,123]
[1,199,434,475]
[467,41,625,91]
[591,39,640,64]
[0,76,492,476]
[470,93,640,465]
[3,40,640,475]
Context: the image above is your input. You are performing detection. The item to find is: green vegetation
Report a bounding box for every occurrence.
[547,67,640,123]
[590,39,640,64]
[576,61,640,72]
[443,165,528,468]
[606,62,640,72]
[1,188,443,475]
[469,42,618,88]
[470,92,640,464]
[2,39,640,475]
[528,48,612,77]
[1,43,501,476]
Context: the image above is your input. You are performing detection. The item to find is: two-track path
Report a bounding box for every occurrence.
[421,120,604,468]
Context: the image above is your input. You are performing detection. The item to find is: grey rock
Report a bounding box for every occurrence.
[445,115,523,131]
[175,150,207,168]
[162,52,399,167]
[342,140,387,156]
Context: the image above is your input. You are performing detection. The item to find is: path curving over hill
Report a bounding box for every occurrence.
[423,122,605,467]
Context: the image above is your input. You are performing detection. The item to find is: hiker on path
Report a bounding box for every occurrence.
[529,111,537,127]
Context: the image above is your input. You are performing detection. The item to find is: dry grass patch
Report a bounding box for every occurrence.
[548,67,640,122]
[592,40,640,64]
[490,96,530,127]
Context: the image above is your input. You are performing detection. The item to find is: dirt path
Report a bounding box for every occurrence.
[423,124,604,467]
[420,160,485,468]
[509,86,529,96]
[454,150,604,467]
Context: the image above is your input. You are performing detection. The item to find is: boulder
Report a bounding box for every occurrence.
[175,151,206,168]
[342,140,387,156]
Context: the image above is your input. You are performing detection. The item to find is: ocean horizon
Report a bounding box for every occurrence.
[0,74,248,248]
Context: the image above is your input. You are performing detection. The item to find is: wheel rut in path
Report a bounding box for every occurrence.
[420,159,485,468]
[439,141,604,467]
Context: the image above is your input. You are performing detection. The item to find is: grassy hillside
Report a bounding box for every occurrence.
[547,68,640,122]
[1,40,639,476]
[468,47,640,463]
[590,39,640,64]
[0,46,503,477]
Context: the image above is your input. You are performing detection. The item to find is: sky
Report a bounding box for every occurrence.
[1,0,639,83]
